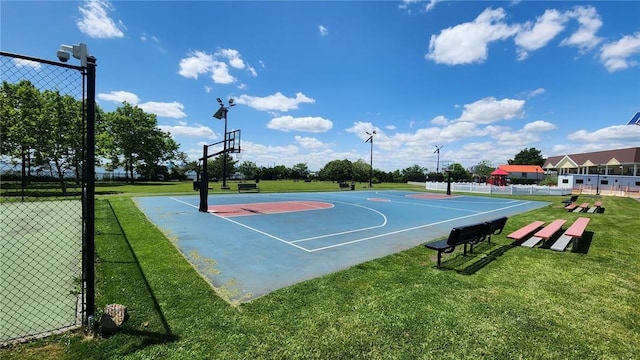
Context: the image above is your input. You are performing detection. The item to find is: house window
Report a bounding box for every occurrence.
[601,180,608,185]
[576,179,584,184]
[635,181,640,186]
[521,172,527,178]
[562,179,569,184]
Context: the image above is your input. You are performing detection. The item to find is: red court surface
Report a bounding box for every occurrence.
[135,190,548,302]
[209,201,333,217]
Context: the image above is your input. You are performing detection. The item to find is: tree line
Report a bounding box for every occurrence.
[2,80,547,189]
[1,80,182,191]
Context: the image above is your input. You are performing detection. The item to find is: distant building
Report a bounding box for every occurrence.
[497,164,545,183]
[543,147,640,196]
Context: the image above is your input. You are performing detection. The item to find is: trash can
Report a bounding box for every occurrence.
[193,181,199,191]
[350,182,355,190]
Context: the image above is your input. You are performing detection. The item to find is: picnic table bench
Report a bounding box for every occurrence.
[565,203,579,211]
[520,219,567,248]
[550,217,590,251]
[573,202,590,213]
[237,183,260,193]
[507,221,545,242]
[587,201,603,213]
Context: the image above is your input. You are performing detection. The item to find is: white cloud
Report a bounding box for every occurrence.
[178,51,216,79]
[97,90,140,104]
[522,120,556,132]
[216,48,245,69]
[426,7,519,65]
[295,136,326,149]
[97,91,186,118]
[318,25,329,36]
[599,32,640,72]
[567,125,640,143]
[138,101,186,118]
[267,115,333,133]
[76,0,125,39]
[456,97,525,124]
[159,124,216,139]
[515,9,567,60]
[236,92,315,112]
[528,88,546,97]
[14,58,41,70]
[210,61,235,84]
[560,6,603,52]
[178,51,236,84]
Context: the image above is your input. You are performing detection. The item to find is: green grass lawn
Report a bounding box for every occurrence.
[2,183,639,359]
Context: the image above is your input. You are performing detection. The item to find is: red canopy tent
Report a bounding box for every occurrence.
[489,168,509,186]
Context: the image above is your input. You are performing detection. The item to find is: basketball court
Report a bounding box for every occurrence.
[134,190,548,302]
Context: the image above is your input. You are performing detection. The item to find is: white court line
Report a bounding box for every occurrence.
[305,201,534,252]
[169,197,312,252]
[169,196,534,254]
[291,203,387,243]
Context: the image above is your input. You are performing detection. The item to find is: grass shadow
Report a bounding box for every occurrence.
[102,201,179,349]
[458,243,516,275]
[572,231,593,254]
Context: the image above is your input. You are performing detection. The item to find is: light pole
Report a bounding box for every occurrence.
[365,130,376,187]
[434,145,443,173]
[57,42,96,326]
[596,166,601,195]
[213,97,235,189]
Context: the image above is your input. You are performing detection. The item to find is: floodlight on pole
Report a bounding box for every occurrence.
[365,130,376,187]
[213,98,236,190]
[434,145,443,173]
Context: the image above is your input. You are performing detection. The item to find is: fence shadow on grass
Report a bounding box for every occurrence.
[102,201,178,349]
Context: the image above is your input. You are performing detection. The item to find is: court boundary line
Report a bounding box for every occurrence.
[305,201,534,252]
[169,196,535,253]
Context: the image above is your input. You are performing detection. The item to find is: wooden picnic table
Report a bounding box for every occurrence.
[521,219,567,248]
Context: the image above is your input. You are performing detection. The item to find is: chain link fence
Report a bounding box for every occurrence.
[1,51,91,345]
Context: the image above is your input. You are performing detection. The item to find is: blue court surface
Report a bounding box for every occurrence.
[134,190,548,302]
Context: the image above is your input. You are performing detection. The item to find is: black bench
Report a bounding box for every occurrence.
[237,183,260,193]
[425,217,509,268]
[469,216,508,253]
[561,195,578,206]
[425,222,488,268]
[338,182,353,190]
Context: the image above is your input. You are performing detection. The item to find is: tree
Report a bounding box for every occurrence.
[206,154,238,180]
[470,160,495,182]
[0,80,42,185]
[103,102,181,182]
[401,164,427,182]
[291,163,310,180]
[136,130,180,180]
[448,163,471,182]
[238,160,259,180]
[508,147,545,166]
[319,159,353,182]
[351,159,371,183]
[36,89,83,192]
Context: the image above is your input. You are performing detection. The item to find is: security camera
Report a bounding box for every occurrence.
[57,50,70,62]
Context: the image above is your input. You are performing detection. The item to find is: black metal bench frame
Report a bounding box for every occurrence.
[425,217,508,268]
[237,183,260,193]
[561,195,578,206]
[338,182,352,190]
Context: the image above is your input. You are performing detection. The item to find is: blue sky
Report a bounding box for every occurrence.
[2,0,639,172]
